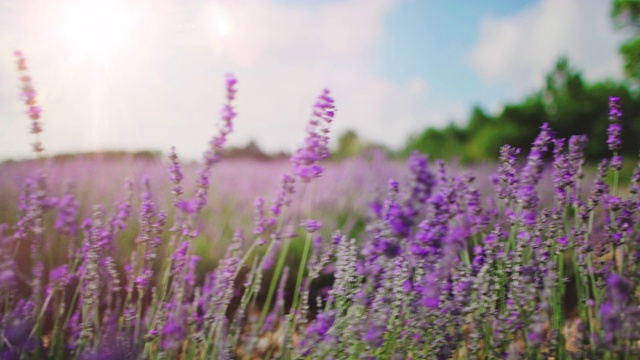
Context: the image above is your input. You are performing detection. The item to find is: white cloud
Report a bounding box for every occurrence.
[0,0,440,161]
[468,0,627,95]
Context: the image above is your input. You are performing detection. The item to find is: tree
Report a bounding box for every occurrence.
[334,130,364,159]
[403,56,640,163]
[467,106,491,134]
[612,0,640,83]
[403,125,466,161]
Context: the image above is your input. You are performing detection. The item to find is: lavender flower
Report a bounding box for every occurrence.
[189,73,238,214]
[253,197,276,244]
[496,145,521,204]
[270,174,296,216]
[301,219,322,233]
[167,146,184,198]
[110,180,133,232]
[607,96,623,152]
[580,159,609,220]
[55,184,80,237]
[567,134,588,203]
[14,50,44,154]
[407,151,436,204]
[517,123,554,225]
[291,89,336,183]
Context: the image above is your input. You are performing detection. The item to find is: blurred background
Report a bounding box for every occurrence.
[0,0,638,164]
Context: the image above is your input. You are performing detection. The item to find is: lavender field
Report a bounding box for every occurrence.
[2,50,640,360]
[0,153,403,274]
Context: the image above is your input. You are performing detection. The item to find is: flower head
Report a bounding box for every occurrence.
[14,51,44,154]
[291,89,335,182]
[607,96,623,152]
[302,219,322,233]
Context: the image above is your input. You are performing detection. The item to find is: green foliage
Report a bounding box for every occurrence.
[612,0,640,82]
[464,121,521,162]
[404,57,640,162]
[333,129,365,159]
[620,37,640,81]
[404,124,466,161]
[332,129,394,160]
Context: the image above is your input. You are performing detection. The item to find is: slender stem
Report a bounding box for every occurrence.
[260,236,292,329]
[229,257,259,353]
[134,289,144,343]
[28,291,53,342]
[291,233,312,316]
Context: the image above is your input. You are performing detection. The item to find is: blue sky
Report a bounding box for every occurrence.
[0,0,627,160]
[380,0,537,113]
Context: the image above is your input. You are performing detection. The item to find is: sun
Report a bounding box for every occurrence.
[54,0,140,65]
[202,4,232,37]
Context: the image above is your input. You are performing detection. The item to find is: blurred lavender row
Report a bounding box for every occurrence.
[0,153,402,241]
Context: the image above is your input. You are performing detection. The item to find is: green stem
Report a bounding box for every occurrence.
[260,237,292,329]
[134,289,144,343]
[62,273,83,334]
[229,257,259,354]
[28,291,53,342]
[291,233,312,316]
[554,253,565,359]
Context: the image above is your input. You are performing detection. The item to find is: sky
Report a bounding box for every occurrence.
[0,0,628,161]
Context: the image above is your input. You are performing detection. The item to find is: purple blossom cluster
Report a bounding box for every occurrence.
[298,102,640,359]
[14,51,44,154]
[290,89,335,182]
[2,53,640,360]
[607,96,623,152]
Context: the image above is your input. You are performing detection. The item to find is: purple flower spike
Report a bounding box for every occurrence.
[407,151,436,203]
[56,187,80,237]
[497,145,520,201]
[253,197,276,243]
[14,51,44,154]
[270,174,295,216]
[516,123,553,224]
[225,72,237,101]
[186,74,239,215]
[291,89,336,183]
[607,96,623,152]
[167,146,184,199]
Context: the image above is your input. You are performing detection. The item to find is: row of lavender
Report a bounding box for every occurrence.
[0,154,403,249]
[1,52,639,359]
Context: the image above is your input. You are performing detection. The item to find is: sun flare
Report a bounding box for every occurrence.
[202,4,232,36]
[54,0,140,65]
